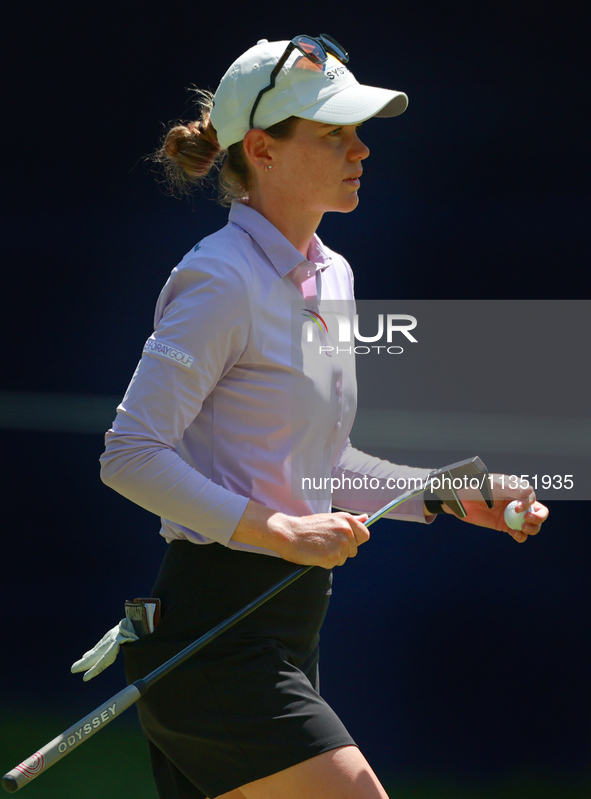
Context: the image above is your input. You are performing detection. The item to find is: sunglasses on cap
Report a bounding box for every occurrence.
[249,34,349,130]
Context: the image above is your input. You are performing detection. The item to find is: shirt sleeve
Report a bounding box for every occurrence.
[99,254,251,545]
[330,439,435,524]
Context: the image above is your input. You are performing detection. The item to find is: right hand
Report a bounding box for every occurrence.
[277,511,371,569]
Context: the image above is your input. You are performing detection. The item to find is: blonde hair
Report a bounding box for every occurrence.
[152,89,299,206]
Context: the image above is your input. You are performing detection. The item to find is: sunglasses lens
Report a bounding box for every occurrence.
[295,36,326,63]
[319,34,349,63]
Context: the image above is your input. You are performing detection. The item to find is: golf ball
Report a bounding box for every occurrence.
[503,500,530,531]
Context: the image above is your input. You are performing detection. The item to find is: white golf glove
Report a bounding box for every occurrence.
[71,618,139,681]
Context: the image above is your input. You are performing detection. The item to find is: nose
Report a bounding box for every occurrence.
[350,131,370,161]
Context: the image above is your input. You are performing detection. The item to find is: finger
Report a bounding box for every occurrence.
[526,502,549,522]
[346,537,359,560]
[348,515,370,545]
[83,663,106,682]
[522,518,543,535]
[83,647,119,681]
[71,650,102,673]
[491,475,536,508]
[336,539,354,566]
[508,528,528,543]
[514,493,536,513]
[519,502,548,535]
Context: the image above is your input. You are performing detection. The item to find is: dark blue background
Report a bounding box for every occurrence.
[3,0,590,792]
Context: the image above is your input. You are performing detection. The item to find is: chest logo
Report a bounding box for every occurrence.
[302,309,329,332]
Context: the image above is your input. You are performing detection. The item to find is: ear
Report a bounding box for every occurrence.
[242,128,274,172]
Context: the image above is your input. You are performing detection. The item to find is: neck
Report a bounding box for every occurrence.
[246,192,322,258]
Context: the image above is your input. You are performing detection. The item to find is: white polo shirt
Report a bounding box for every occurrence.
[100,201,431,556]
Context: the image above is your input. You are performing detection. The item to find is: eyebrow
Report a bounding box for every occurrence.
[317,121,365,130]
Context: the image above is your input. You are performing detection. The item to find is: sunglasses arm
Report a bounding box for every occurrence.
[249,45,295,130]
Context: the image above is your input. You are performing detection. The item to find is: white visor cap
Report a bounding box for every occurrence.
[211,38,408,150]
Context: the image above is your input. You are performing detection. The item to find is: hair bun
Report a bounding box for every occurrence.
[162,123,198,158]
[153,94,223,194]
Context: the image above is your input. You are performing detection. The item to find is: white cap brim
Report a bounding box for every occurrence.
[295,84,408,125]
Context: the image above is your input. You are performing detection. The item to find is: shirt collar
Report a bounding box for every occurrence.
[228,200,333,278]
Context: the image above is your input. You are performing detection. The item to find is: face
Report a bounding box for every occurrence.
[263,118,370,217]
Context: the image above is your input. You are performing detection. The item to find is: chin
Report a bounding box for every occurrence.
[318,194,360,215]
[338,194,360,213]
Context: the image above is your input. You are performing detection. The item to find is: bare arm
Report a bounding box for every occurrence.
[231,500,370,569]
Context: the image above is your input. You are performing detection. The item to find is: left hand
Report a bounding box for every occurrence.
[441,473,549,543]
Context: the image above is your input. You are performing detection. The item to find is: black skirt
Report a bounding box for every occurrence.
[123,540,356,799]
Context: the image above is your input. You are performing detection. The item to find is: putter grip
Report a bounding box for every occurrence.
[2,684,141,793]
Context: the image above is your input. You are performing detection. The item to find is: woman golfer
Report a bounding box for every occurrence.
[99,35,548,799]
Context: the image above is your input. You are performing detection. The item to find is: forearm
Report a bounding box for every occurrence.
[332,442,433,523]
[230,500,293,556]
[231,500,372,569]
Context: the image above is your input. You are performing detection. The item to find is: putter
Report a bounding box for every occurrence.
[2,456,491,793]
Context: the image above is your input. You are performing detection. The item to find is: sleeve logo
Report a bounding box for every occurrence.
[143,338,195,368]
